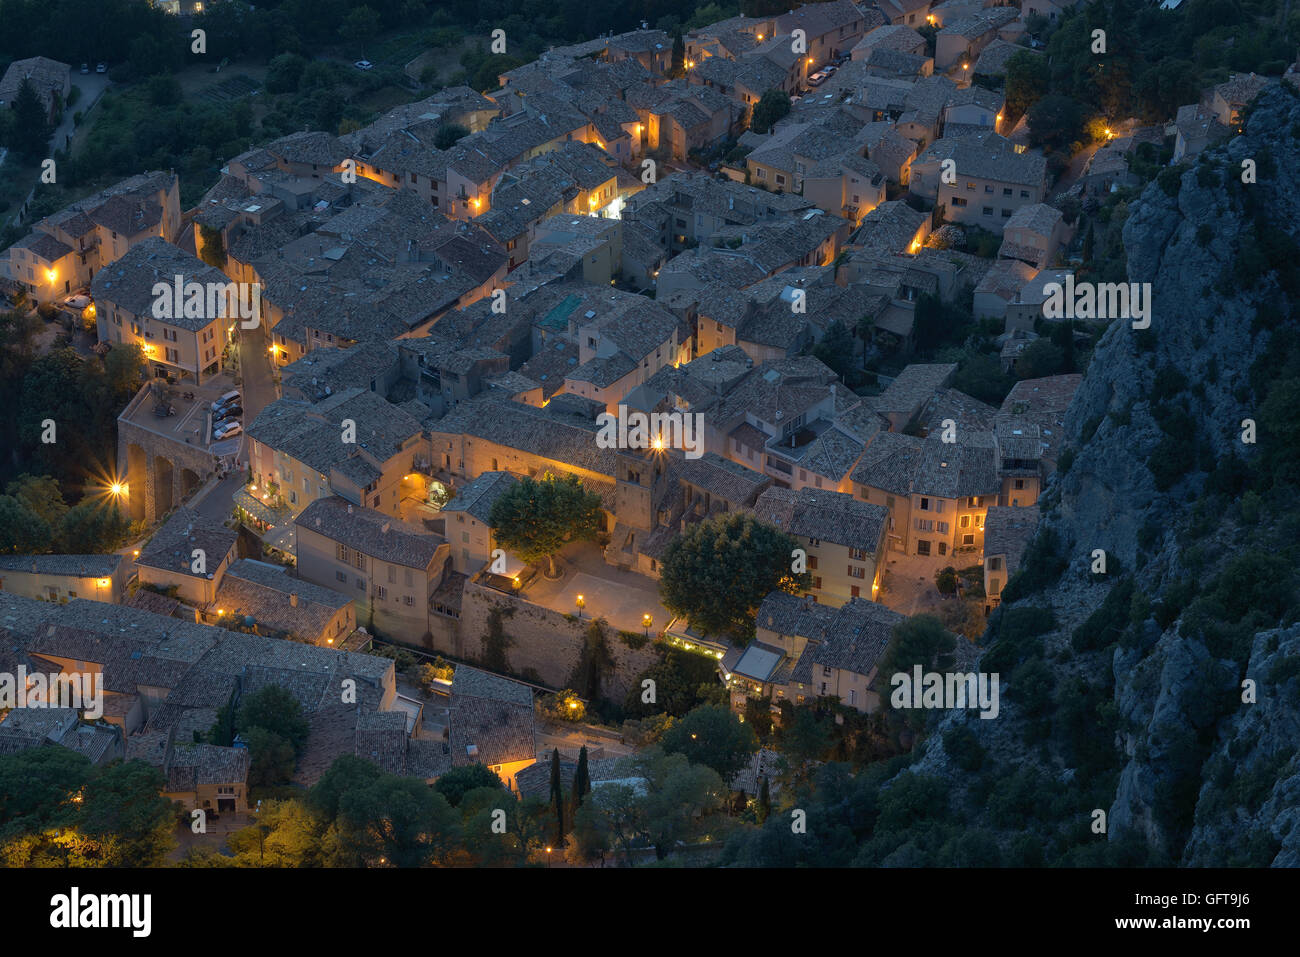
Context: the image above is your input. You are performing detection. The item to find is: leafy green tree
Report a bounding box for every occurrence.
[570,800,610,860]
[434,123,469,149]
[266,52,307,93]
[310,754,382,820]
[433,764,503,807]
[595,747,723,862]
[56,500,130,554]
[226,798,323,866]
[18,349,114,480]
[6,473,66,530]
[461,792,549,866]
[147,73,182,106]
[660,704,758,784]
[0,494,53,553]
[103,343,145,397]
[1133,58,1199,123]
[198,224,227,270]
[324,766,460,867]
[813,319,855,379]
[237,685,309,786]
[79,760,177,866]
[1004,50,1048,120]
[659,511,810,641]
[934,565,958,594]
[774,703,834,778]
[237,685,309,751]
[243,727,297,787]
[10,78,50,161]
[876,614,957,685]
[749,89,791,134]
[489,472,603,578]
[1027,94,1085,152]
[1017,339,1066,380]
[953,352,1015,405]
[0,747,91,837]
[339,5,380,54]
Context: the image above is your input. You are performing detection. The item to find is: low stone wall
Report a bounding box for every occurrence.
[449,579,661,703]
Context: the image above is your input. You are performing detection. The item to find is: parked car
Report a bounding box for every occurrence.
[80,63,89,75]
[96,62,107,73]
[354,60,373,71]
[64,294,91,309]
[808,72,827,86]
[214,389,240,408]
[214,404,243,420]
[213,422,243,441]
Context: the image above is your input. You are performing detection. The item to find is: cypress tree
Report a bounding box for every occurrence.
[572,745,591,808]
[757,775,771,824]
[549,748,564,843]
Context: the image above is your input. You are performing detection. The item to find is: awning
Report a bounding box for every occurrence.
[233,488,293,526]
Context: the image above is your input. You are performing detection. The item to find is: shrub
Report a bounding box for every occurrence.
[935,566,958,594]
[999,527,1067,602]
[1071,578,1134,652]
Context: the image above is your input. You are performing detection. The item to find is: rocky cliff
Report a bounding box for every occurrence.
[901,83,1300,867]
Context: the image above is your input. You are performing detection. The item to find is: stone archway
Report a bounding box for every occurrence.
[154,456,175,515]
[125,442,148,523]
[180,467,203,501]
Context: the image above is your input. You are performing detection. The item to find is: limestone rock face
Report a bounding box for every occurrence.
[907,85,1300,866]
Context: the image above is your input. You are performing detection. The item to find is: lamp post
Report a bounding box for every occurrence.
[643,613,652,637]
[575,594,585,619]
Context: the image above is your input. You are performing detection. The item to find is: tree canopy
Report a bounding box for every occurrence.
[489,472,603,577]
[749,89,791,135]
[659,511,810,640]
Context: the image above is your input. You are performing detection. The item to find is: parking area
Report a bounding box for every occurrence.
[121,377,243,448]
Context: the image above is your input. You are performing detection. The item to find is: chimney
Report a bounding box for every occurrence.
[290,592,299,607]
[347,503,353,514]
[381,522,391,534]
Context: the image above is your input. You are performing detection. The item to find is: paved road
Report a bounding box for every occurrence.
[179,333,276,523]
[1049,141,1101,200]
[6,74,111,230]
[54,74,112,155]
[239,330,279,421]
[191,470,245,522]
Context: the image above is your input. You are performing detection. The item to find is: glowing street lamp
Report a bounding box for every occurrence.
[642,613,653,637]
[45,268,57,284]
[575,594,585,619]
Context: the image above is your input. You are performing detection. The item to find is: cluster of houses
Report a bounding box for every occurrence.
[0,1,1275,808]
[0,583,549,810]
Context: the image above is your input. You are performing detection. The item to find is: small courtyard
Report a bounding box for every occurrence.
[521,541,671,637]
